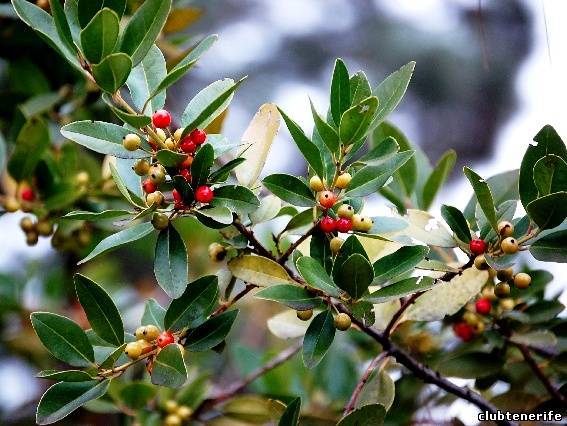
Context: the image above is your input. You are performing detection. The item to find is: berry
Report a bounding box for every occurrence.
[173,128,183,141]
[164,414,182,426]
[179,169,191,182]
[319,216,336,233]
[165,400,179,413]
[296,309,313,321]
[125,342,142,359]
[469,239,486,255]
[208,243,227,262]
[142,179,157,194]
[463,311,479,325]
[487,267,497,280]
[335,172,352,189]
[21,187,35,202]
[179,138,196,153]
[309,176,325,191]
[133,159,150,176]
[496,268,513,281]
[149,164,166,184]
[36,219,53,236]
[330,237,343,255]
[501,237,519,254]
[513,272,531,289]
[26,231,39,246]
[20,217,35,232]
[165,137,175,150]
[179,155,194,168]
[472,321,485,334]
[352,214,373,232]
[176,405,192,420]
[500,298,515,311]
[3,197,20,212]
[152,109,171,128]
[498,221,514,237]
[75,171,90,186]
[146,191,164,206]
[123,133,141,151]
[334,313,351,331]
[482,286,497,300]
[157,331,175,348]
[134,326,146,340]
[136,339,153,354]
[335,218,352,233]
[453,322,474,342]
[475,298,492,315]
[151,212,169,230]
[474,255,489,270]
[337,204,354,219]
[190,128,207,144]
[494,282,511,298]
[195,186,214,203]
[153,128,167,144]
[318,190,336,209]
[172,189,183,204]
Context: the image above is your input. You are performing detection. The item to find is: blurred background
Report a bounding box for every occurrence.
[0,0,566,424]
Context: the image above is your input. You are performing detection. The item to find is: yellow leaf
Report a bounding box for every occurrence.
[228,255,293,286]
[163,8,202,34]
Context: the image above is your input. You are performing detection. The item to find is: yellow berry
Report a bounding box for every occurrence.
[165,137,175,150]
[149,164,166,184]
[208,242,227,262]
[3,197,20,212]
[164,414,182,426]
[165,400,179,413]
[173,128,183,141]
[482,286,497,300]
[498,221,514,237]
[334,313,351,331]
[125,342,142,359]
[26,231,39,246]
[352,214,372,232]
[335,172,352,189]
[337,204,354,219]
[176,405,192,420]
[75,171,90,186]
[143,325,161,341]
[134,326,146,340]
[474,255,489,270]
[501,237,519,254]
[513,273,531,289]
[496,268,514,281]
[494,282,511,298]
[309,176,325,192]
[472,321,485,334]
[133,159,150,176]
[137,339,153,354]
[151,212,169,230]
[154,128,166,143]
[20,217,35,232]
[296,309,313,321]
[146,191,165,206]
[500,298,515,311]
[463,311,479,326]
[36,219,53,236]
[330,237,343,255]
[123,133,141,151]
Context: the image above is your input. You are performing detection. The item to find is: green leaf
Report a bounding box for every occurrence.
[196,206,233,225]
[332,235,369,287]
[338,404,386,426]
[61,120,148,159]
[526,192,567,230]
[164,275,218,331]
[441,205,472,243]
[190,143,214,187]
[330,58,351,126]
[302,310,335,369]
[364,276,435,304]
[101,94,152,127]
[211,185,260,214]
[228,255,294,286]
[279,397,301,426]
[533,154,567,196]
[80,8,119,64]
[181,78,245,137]
[350,71,372,104]
[78,222,155,265]
[48,0,76,56]
[463,167,498,233]
[371,61,415,127]
[64,0,81,46]
[119,382,157,409]
[172,176,194,204]
[296,256,341,297]
[155,149,188,167]
[61,209,131,221]
[345,150,414,197]
[372,245,429,285]
[358,136,399,165]
[421,149,456,210]
[263,174,316,207]
[126,44,167,114]
[119,0,172,66]
[92,53,132,93]
[310,99,339,153]
[142,298,166,329]
[337,254,374,300]
[256,285,322,310]
[282,208,315,234]
[110,162,144,207]
[154,225,189,299]
[77,0,126,27]
[31,312,94,368]
[357,368,395,411]
[36,370,94,382]
[310,229,332,273]
[519,125,567,210]
[210,158,247,183]
[151,344,187,388]
[339,96,379,145]
[36,380,110,425]
[278,107,325,178]
[184,310,238,352]
[75,274,124,346]
[530,230,567,263]
[99,343,126,369]
[436,352,504,379]
[8,118,49,181]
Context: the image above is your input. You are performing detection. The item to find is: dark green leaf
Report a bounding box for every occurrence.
[371,61,415,127]
[372,245,429,285]
[119,382,157,409]
[8,118,49,181]
[256,285,322,310]
[441,205,472,243]
[332,235,369,288]
[151,344,187,388]
[210,185,260,214]
[110,162,144,207]
[436,352,504,379]
[338,404,386,426]
[310,99,339,153]
[48,0,76,56]
[338,254,374,300]
[190,143,214,187]
[92,53,132,93]
[64,0,81,46]
[172,175,194,204]
[296,256,341,297]
[77,0,126,27]
[357,136,399,165]
[80,8,119,64]
[142,299,166,329]
[155,149,188,167]
[279,397,301,426]
[209,158,246,182]
[126,44,167,114]
[196,206,233,225]
[36,370,94,382]
[463,167,498,233]
[61,209,131,221]
[263,174,316,207]
[282,208,315,234]
[526,192,567,230]
[154,225,189,299]
[421,149,456,210]
[530,230,567,262]
[302,310,335,369]
[310,229,333,273]
[330,58,351,126]
[184,310,238,352]
[101,94,152,127]
[99,343,126,369]
[533,154,567,196]
[364,276,435,303]
[339,96,379,145]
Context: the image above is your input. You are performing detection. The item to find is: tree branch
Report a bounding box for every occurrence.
[232,216,277,260]
[344,352,387,415]
[383,292,423,339]
[212,283,258,316]
[278,225,317,265]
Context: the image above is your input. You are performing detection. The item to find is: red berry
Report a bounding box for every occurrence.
[172,189,183,203]
[318,190,336,209]
[21,187,35,202]
[157,331,175,348]
[152,109,171,128]
[453,322,474,342]
[469,239,486,255]
[195,186,214,203]
[179,155,194,169]
[142,179,157,194]
[179,138,196,153]
[335,218,352,233]
[319,216,336,233]
[475,298,492,315]
[190,129,207,145]
[179,169,191,182]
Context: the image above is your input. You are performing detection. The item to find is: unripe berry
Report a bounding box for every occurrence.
[190,128,207,144]
[494,282,511,298]
[475,298,492,315]
[330,237,343,255]
[21,187,35,202]
[335,172,352,189]
[179,169,191,182]
[334,313,351,331]
[20,217,35,232]
[500,298,515,311]
[208,242,227,262]
[318,190,336,209]
[513,272,531,289]
[352,214,373,232]
[179,137,196,154]
[319,216,336,233]
[487,267,497,280]
[125,341,142,359]
[482,286,497,300]
[133,159,150,176]
[20,201,33,212]
[296,309,313,321]
[501,237,519,254]
[164,414,182,426]
[164,400,178,413]
[152,109,171,128]
[472,321,485,334]
[142,179,157,194]
[179,155,194,168]
[134,326,146,340]
[136,339,153,354]
[149,164,166,185]
[151,212,169,230]
[474,255,489,270]
[3,197,20,212]
[498,221,514,237]
[154,128,167,143]
[75,171,90,186]
[337,204,354,219]
[195,186,214,203]
[165,137,175,150]
[176,405,192,420]
[123,133,141,151]
[26,231,39,246]
[335,218,352,233]
[36,219,53,236]
[173,128,183,141]
[157,331,175,348]
[453,322,474,342]
[469,238,486,255]
[146,191,165,207]
[463,311,479,326]
[309,176,325,192]
[496,268,513,281]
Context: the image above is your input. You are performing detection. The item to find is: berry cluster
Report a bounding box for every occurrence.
[296,309,352,331]
[124,324,181,363]
[162,400,193,426]
[19,216,53,246]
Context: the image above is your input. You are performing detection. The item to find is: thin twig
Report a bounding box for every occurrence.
[278,225,317,265]
[383,292,424,339]
[213,283,258,316]
[232,216,276,260]
[344,352,387,415]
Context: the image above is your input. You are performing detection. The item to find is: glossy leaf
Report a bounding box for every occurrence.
[310,99,339,153]
[372,245,429,285]
[48,0,76,55]
[533,154,567,196]
[350,70,372,104]
[92,53,132,93]
[256,285,322,310]
[441,205,472,243]
[364,276,435,304]
[151,344,187,388]
[371,61,415,127]
[155,149,188,167]
[263,174,316,207]
[338,254,374,300]
[126,44,167,114]
[77,0,126,27]
[526,192,567,230]
[339,96,379,145]
[330,58,351,126]
[279,397,301,426]
[210,158,246,183]
[80,8,119,64]
[249,195,281,224]
[8,118,49,181]
[61,209,131,221]
[463,167,498,233]
[184,310,238,351]
[155,225,189,299]
[421,149,456,210]
[229,255,294,286]
[338,404,386,426]
[296,256,341,297]
[141,298,166,329]
[110,162,144,207]
[530,230,567,263]
[210,185,260,214]
[99,343,126,369]
[101,94,152,127]
[197,206,233,225]
[36,370,94,382]
[302,310,335,369]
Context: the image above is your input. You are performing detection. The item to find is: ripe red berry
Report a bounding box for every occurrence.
[318,190,336,209]
[195,186,214,203]
[319,216,336,233]
[172,189,183,203]
[157,331,175,348]
[335,218,352,233]
[190,129,207,144]
[179,169,191,182]
[142,179,157,194]
[179,137,196,153]
[475,298,492,315]
[453,322,474,342]
[152,109,172,128]
[21,187,35,202]
[469,239,486,256]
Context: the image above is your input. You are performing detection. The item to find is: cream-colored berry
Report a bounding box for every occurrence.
[330,237,343,255]
[309,176,325,192]
[125,342,142,359]
[352,214,372,232]
[474,255,489,270]
[173,128,183,141]
[513,273,532,289]
[146,191,164,206]
[123,133,141,151]
[335,172,352,189]
[496,268,513,281]
[334,313,351,331]
[498,221,514,237]
[337,204,354,219]
[501,237,519,254]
